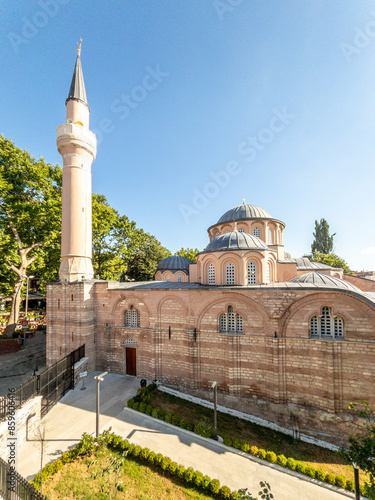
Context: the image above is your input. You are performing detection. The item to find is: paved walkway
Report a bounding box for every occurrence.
[15,373,354,500]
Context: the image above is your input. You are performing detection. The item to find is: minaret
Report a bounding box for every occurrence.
[57,41,97,282]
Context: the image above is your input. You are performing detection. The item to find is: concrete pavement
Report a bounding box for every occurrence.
[15,372,354,500]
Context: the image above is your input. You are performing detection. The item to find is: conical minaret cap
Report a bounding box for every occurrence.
[66,40,89,109]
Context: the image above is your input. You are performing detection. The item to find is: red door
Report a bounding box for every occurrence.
[126,347,136,376]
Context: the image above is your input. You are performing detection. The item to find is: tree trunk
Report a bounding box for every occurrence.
[3,276,25,338]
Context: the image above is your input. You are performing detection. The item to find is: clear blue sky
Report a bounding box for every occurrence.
[1,1,375,270]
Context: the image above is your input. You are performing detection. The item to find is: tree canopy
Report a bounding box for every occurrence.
[311,218,335,255]
[310,252,352,275]
[176,247,200,263]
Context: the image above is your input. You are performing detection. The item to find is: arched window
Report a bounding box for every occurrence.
[253,227,261,238]
[225,230,230,234]
[226,263,235,285]
[215,231,220,237]
[266,262,271,283]
[267,228,273,244]
[208,263,215,285]
[238,228,245,233]
[166,274,171,282]
[158,275,162,281]
[125,307,140,327]
[247,261,257,285]
[219,305,243,334]
[177,274,182,283]
[310,307,344,340]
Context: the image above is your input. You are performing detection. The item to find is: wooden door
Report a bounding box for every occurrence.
[126,347,136,376]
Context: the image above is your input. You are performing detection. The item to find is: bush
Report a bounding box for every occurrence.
[161,457,171,470]
[117,484,124,492]
[184,467,195,483]
[220,485,232,499]
[186,421,194,432]
[345,479,354,492]
[286,457,296,470]
[120,439,130,451]
[209,479,221,494]
[249,446,258,457]
[295,462,306,474]
[145,405,153,415]
[265,451,277,464]
[140,448,150,461]
[132,402,139,411]
[223,435,233,447]
[155,453,164,466]
[168,461,178,474]
[148,451,156,464]
[315,469,326,481]
[258,449,266,460]
[230,492,239,500]
[335,475,346,488]
[360,484,367,496]
[194,423,212,438]
[232,438,241,449]
[193,471,204,487]
[240,441,250,453]
[171,415,181,426]
[324,473,336,485]
[202,475,211,489]
[180,419,189,429]
[127,398,135,408]
[165,413,172,423]
[158,409,166,420]
[177,465,186,478]
[305,466,316,479]
[139,402,147,413]
[133,445,142,457]
[276,454,287,467]
[151,408,159,419]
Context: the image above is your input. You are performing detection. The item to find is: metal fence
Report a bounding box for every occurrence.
[0,345,85,422]
[0,455,46,500]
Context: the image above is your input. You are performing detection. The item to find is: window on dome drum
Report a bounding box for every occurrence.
[238,228,245,233]
[225,230,230,234]
[219,305,243,334]
[253,227,261,238]
[310,306,344,340]
[177,275,182,282]
[267,228,273,244]
[158,275,162,281]
[215,231,220,237]
[247,261,257,285]
[208,263,215,285]
[226,263,235,285]
[166,274,171,282]
[125,307,140,328]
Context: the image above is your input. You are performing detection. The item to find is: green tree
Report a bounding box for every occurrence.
[126,232,171,281]
[341,402,375,499]
[0,136,62,336]
[176,247,200,263]
[310,252,352,275]
[311,218,335,255]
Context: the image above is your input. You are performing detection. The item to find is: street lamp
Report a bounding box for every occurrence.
[22,275,34,346]
[212,381,218,440]
[352,462,360,500]
[95,371,108,437]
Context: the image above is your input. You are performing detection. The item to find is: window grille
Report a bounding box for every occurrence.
[310,316,318,336]
[321,306,331,336]
[247,261,256,285]
[266,262,271,283]
[208,263,215,285]
[310,307,344,340]
[334,317,344,337]
[219,305,243,334]
[238,228,245,233]
[126,308,140,327]
[219,314,227,332]
[166,274,171,282]
[226,263,235,285]
[177,275,182,282]
[253,227,261,238]
[267,228,273,244]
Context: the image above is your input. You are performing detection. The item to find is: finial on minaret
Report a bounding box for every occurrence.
[234,222,237,231]
[77,38,82,56]
[243,198,246,205]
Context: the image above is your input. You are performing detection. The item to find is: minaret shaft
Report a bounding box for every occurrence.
[57,47,96,282]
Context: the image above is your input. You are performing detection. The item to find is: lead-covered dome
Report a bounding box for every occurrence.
[217,203,272,224]
[203,230,269,253]
[156,256,190,275]
[288,272,360,291]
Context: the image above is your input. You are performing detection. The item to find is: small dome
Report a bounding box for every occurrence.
[294,257,335,270]
[156,256,190,275]
[217,203,272,224]
[288,272,360,291]
[204,230,269,252]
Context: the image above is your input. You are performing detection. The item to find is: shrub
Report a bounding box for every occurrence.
[186,421,194,432]
[132,402,139,411]
[360,484,367,496]
[230,492,239,500]
[117,484,124,492]
[276,454,287,467]
[324,473,336,485]
[177,465,186,478]
[345,479,354,492]
[148,451,156,464]
[184,467,195,483]
[194,423,212,438]
[133,445,142,457]
[220,485,232,499]
[120,439,130,452]
[158,409,166,420]
[193,471,204,487]
[151,408,159,419]
[286,457,296,470]
[180,419,188,429]
[127,398,135,408]
[209,479,221,494]
[240,441,250,453]
[223,435,233,447]
[265,451,277,464]
[140,447,150,461]
[145,405,153,415]
[165,414,172,423]
[171,414,181,426]
[155,453,164,466]
[249,446,258,456]
[305,466,316,479]
[202,475,211,489]
[257,449,266,460]
[335,475,346,488]
[139,402,147,413]
[168,461,178,474]
[232,438,241,449]
[295,462,306,474]
[161,457,171,470]
[315,469,326,481]
[127,444,135,455]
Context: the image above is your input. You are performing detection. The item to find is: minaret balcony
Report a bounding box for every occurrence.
[56,123,97,159]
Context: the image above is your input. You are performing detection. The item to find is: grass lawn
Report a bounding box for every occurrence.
[42,446,220,500]
[148,388,367,485]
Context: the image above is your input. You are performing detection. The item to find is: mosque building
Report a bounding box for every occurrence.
[47,45,375,445]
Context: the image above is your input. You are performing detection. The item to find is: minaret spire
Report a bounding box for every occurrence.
[66,39,88,108]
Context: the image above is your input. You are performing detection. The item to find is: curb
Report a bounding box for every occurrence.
[122,407,356,499]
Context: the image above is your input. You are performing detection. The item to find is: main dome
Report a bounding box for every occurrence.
[217,203,272,224]
[156,256,191,275]
[203,230,269,253]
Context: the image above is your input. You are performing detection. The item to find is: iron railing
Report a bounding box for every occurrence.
[0,455,46,500]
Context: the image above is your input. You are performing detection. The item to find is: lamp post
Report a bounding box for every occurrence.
[95,372,108,437]
[352,463,360,500]
[212,381,218,440]
[22,275,34,346]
